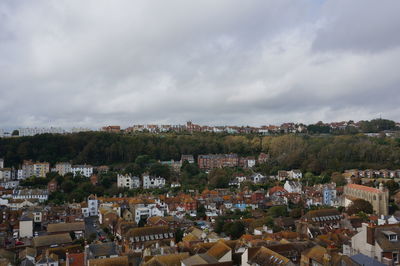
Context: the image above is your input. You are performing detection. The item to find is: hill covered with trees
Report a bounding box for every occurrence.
[1,132,400,175]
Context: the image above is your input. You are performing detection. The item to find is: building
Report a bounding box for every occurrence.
[351,223,400,264]
[19,216,33,238]
[83,194,99,217]
[55,162,72,176]
[143,175,166,189]
[344,183,389,216]
[47,222,85,238]
[18,127,65,136]
[0,168,12,180]
[48,179,58,193]
[101,126,121,133]
[181,155,195,164]
[288,170,302,179]
[197,154,239,170]
[124,226,174,250]
[33,162,50,177]
[12,189,49,202]
[323,185,337,206]
[117,174,140,189]
[22,160,49,178]
[0,159,3,169]
[284,181,302,193]
[71,165,93,177]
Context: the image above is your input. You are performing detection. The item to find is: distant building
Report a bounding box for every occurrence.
[197,154,239,170]
[344,183,389,216]
[181,155,195,164]
[71,165,93,177]
[22,160,50,178]
[284,181,302,193]
[142,175,166,189]
[117,174,140,189]
[101,126,121,133]
[55,162,72,176]
[323,185,337,206]
[0,159,3,168]
[82,194,99,217]
[12,189,49,202]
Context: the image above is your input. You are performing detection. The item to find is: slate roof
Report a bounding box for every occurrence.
[181,253,218,266]
[88,242,118,258]
[88,256,129,266]
[33,233,72,247]
[143,252,190,266]
[350,253,385,266]
[248,246,292,266]
[47,222,85,233]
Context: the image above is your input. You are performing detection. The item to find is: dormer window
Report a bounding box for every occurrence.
[383,231,398,242]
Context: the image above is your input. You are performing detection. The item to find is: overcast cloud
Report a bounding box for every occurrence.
[1,0,400,128]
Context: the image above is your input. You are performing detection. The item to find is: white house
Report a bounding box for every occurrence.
[0,168,12,180]
[71,165,93,177]
[142,175,166,189]
[284,180,302,193]
[117,174,140,189]
[19,216,33,238]
[12,189,48,202]
[82,195,99,217]
[250,173,265,184]
[288,170,302,179]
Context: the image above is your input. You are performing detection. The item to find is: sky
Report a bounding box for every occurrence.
[1,0,400,129]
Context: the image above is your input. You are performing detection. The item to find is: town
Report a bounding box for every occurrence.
[1,118,400,138]
[0,150,400,266]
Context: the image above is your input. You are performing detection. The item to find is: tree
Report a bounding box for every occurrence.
[347,199,373,215]
[268,206,288,218]
[331,172,346,186]
[223,221,245,239]
[175,228,184,243]
[197,204,206,219]
[11,130,19,136]
[385,180,399,195]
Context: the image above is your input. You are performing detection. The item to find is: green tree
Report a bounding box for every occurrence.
[347,199,373,215]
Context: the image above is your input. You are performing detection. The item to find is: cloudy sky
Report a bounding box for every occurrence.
[1,0,400,129]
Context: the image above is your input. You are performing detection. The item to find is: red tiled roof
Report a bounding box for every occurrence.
[346,184,382,193]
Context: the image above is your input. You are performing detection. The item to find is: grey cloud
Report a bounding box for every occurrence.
[0,0,399,129]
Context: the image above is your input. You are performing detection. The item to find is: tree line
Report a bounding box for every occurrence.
[1,132,400,174]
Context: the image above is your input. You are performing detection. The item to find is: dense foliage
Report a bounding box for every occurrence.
[1,132,400,175]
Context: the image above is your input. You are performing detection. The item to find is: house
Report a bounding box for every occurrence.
[124,225,174,251]
[12,189,49,202]
[86,242,119,259]
[47,222,85,238]
[181,155,195,164]
[250,173,265,184]
[71,165,93,177]
[33,233,73,252]
[288,170,302,179]
[277,171,289,181]
[117,174,140,189]
[48,179,58,193]
[87,256,128,266]
[143,174,166,189]
[82,195,99,217]
[143,253,190,266]
[19,216,33,238]
[296,209,342,239]
[284,181,302,194]
[351,223,400,264]
[55,162,72,176]
[242,246,295,266]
